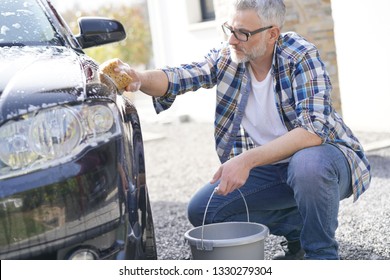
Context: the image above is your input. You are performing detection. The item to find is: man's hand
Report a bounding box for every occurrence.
[113,59,142,92]
[210,127,322,196]
[110,58,168,97]
[211,154,251,196]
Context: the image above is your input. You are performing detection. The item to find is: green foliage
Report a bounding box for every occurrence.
[61,4,152,65]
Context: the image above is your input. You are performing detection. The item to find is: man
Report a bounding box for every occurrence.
[113,0,371,259]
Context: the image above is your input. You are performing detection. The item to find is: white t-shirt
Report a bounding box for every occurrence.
[241,66,289,157]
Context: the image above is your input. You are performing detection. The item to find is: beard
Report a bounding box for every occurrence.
[229,41,267,64]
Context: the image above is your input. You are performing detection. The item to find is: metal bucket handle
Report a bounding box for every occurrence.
[199,187,249,250]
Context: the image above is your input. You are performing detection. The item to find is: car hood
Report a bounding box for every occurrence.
[0,46,114,123]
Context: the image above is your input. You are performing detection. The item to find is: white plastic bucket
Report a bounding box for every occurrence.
[184,189,269,260]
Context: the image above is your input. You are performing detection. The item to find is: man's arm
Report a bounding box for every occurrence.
[130,70,168,97]
[212,127,322,195]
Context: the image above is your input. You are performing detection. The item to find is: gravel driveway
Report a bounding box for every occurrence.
[141,120,390,260]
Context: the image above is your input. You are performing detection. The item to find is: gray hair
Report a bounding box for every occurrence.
[234,0,286,28]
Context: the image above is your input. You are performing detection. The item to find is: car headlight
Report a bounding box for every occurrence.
[0,120,39,169]
[0,102,120,179]
[29,107,82,159]
[86,104,114,135]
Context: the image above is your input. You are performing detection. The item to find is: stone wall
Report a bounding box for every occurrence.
[213,0,341,114]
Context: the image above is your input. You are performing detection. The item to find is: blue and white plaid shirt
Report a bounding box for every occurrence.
[153,32,371,202]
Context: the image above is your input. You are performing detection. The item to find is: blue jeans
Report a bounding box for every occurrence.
[187,144,352,259]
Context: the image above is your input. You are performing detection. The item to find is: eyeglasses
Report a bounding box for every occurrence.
[221,22,273,42]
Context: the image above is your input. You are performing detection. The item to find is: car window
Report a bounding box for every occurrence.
[0,0,58,46]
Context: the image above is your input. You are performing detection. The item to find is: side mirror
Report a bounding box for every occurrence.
[76,17,126,49]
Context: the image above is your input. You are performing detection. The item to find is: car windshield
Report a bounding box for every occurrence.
[0,0,59,46]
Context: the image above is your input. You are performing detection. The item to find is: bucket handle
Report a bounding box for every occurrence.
[199,188,249,250]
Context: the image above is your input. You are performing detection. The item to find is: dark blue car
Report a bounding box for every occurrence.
[0,0,157,260]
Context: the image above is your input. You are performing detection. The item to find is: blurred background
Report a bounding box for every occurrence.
[51,0,152,67]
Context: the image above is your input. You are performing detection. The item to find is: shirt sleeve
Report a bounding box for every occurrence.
[292,47,335,142]
[152,49,220,113]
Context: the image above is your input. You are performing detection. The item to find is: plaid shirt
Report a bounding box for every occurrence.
[153,32,371,202]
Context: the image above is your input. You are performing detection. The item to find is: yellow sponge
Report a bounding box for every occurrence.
[99,59,132,90]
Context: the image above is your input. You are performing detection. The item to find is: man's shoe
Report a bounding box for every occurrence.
[273,240,305,260]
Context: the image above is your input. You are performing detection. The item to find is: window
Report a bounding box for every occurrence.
[186,0,216,26]
[200,0,215,21]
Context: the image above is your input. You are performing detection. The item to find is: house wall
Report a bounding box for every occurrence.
[145,0,220,122]
[331,0,390,133]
